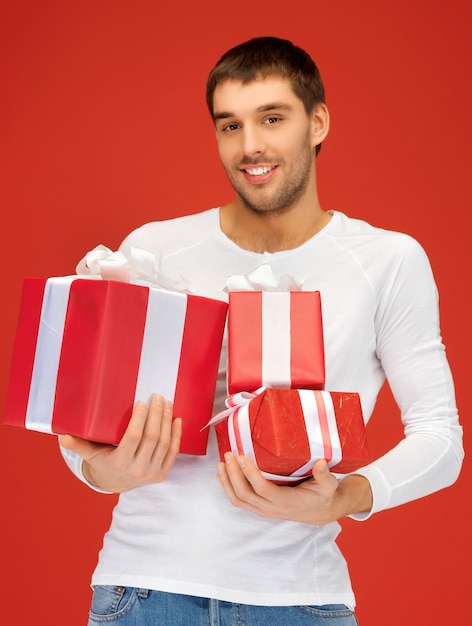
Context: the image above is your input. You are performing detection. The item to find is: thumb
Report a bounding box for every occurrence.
[59,434,103,460]
[311,458,330,482]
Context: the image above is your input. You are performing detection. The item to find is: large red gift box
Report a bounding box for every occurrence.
[227,291,325,394]
[3,276,227,454]
[211,388,370,483]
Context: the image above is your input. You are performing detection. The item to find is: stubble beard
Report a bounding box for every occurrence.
[224,136,314,218]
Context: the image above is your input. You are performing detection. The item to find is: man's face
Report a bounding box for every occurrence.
[212,75,318,216]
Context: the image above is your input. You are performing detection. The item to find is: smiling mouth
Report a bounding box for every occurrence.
[242,165,276,176]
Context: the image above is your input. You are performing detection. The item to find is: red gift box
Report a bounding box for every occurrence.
[3,276,227,454]
[211,388,370,483]
[227,291,325,394]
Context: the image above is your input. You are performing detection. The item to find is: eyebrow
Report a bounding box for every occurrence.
[213,102,292,121]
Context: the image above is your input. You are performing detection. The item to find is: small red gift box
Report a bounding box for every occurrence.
[3,276,227,454]
[211,388,370,483]
[227,291,325,394]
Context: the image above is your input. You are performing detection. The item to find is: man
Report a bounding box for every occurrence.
[60,37,463,625]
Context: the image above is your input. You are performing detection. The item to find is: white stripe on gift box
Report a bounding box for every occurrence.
[261,292,291,388]
[296,391,342,474]
[228,412,240,459]
[25,276,78,433]
[321,391,342,468]
[229,403,257,464]
[133,289,187,405]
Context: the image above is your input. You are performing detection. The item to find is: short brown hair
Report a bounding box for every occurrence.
[206,36,326,154]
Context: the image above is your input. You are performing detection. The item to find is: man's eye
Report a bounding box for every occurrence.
[223,123,239,131]
[264,117,280,124]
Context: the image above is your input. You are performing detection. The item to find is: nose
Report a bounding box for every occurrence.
[240,124,265,157]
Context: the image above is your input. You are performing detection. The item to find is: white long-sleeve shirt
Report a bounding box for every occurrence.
[62,209,463,608]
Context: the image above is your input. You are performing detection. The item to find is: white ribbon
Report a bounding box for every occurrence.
[76,243,198,293]
[206,389,263,426]
[223,264,304,293]
[133,289,187,405]
[261,292,291,388]
[25,277,79,433]
[76,244,158,284]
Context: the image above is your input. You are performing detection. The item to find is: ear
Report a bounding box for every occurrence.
[310,103,330,149]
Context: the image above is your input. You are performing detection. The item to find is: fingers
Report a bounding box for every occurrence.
[157,415,182,480]
[121,394,178,449]
[217,453,274,515]
[120,399,153,457]
[134,395,172,457]
[143,395,182,470]
[217,453,252,509]
[231,454,272,497]
[142,395,182,476]
[124,394,182,481]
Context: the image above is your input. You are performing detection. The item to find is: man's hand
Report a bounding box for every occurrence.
[60,394,182,493]
[217,452,373,525]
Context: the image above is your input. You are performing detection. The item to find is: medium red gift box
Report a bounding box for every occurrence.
[3,276,227,454]
[227,291,325,394]
[211,388,370,483]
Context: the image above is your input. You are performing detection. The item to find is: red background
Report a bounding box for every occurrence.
[1,1,470,624]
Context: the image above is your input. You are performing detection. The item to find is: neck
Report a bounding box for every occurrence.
[220,196,330,253]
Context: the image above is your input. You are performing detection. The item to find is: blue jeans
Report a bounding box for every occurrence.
[87,586,359,625]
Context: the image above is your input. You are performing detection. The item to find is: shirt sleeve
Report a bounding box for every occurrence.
[58,438,113,494]
[349,236,463,520]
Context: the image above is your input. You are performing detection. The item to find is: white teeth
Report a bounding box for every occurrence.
[245,166,273,176]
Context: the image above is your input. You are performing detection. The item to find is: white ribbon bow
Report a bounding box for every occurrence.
[223,264,304,292]
[205,388,264,427]
[76,244,158,284]
[76,244,194,292]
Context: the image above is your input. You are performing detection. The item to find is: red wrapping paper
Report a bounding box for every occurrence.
[227,291,325,394]
[213,388,370,484]
[3,276,227,454]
